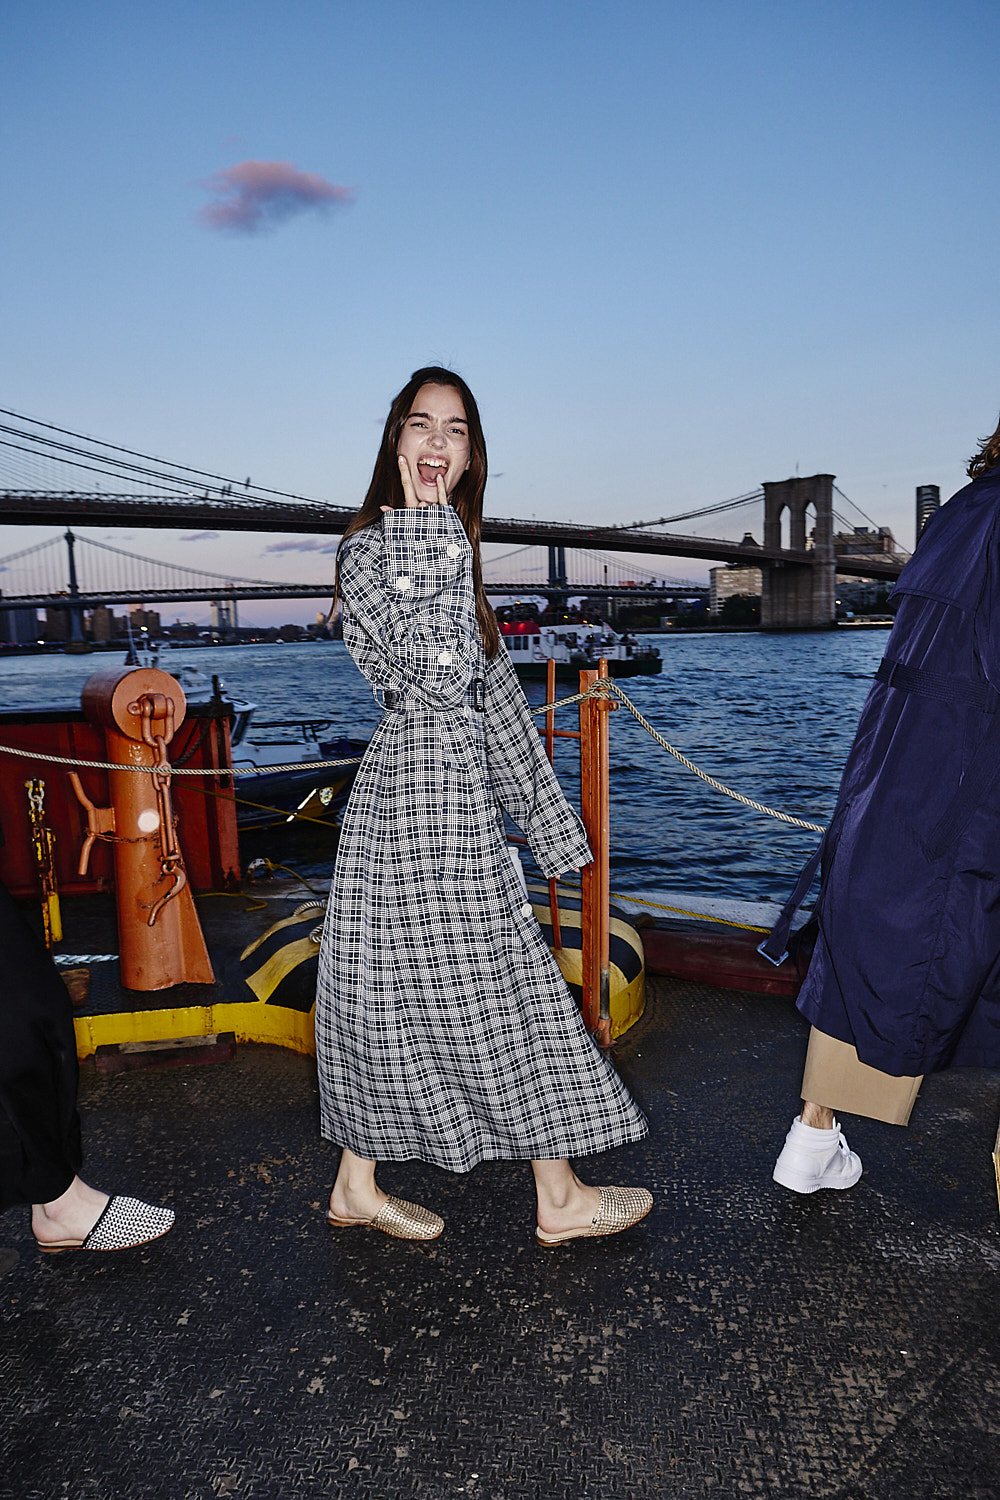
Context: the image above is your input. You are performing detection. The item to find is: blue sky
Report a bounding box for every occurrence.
[3,0,999,621]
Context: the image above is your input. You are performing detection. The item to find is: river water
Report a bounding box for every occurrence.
[0,632,887,905]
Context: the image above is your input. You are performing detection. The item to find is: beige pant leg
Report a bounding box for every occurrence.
[801,1027,923,1127]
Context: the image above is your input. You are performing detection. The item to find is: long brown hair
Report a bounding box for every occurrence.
[334,366,499,658]
[967,412,1000,478]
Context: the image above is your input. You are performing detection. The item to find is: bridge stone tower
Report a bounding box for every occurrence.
[760,474,836,630]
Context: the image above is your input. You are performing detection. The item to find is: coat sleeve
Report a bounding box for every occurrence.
[483,643,593,878]
[338,507,479,710]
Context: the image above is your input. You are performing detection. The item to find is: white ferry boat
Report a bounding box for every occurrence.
[498,618,662,679]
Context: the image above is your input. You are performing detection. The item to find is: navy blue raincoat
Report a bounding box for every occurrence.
[793,466,1000,1076]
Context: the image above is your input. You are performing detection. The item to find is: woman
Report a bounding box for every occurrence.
[766,413,1000,1191]
[0,880,174,1253]
[316,367,651,1245]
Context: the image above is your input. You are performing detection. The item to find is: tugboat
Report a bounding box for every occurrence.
[498,613,662,680]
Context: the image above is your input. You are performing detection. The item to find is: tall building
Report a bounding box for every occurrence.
[129,606,161,634]
[916,485,940,540]
[0,603,40,644]
[90,605,115,642]
[43,606,70,641]
[833,526,898,562]
[709,564,762,615]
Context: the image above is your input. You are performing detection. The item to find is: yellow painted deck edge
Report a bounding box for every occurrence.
[550,950,645,1040]
[74,1001,316,1059]
[72,897,646,1058]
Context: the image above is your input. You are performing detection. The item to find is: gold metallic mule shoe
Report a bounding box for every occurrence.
[327,1195,444,1241]
[535,1185,653,1247]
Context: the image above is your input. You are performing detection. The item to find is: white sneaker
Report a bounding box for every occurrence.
[772,1116,863,1194]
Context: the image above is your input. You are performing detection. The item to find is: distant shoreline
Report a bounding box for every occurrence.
[0,637,336,659]
[637,620,893,636]
[0,620,895,659]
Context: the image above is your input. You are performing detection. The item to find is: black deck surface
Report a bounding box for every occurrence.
[2,976,999,1499]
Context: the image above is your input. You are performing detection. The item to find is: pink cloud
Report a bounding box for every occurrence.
[262,537,340,555]
[181,531,220,541]
[197,160,354,234]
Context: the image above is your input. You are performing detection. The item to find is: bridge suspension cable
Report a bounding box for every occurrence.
[0,408,352,514]
[73,533,309,589]
[611,488,764,532]
[0,529,317,599]
[0,434,195,498]
[832,483,883,533]
[482,544,535,568]
[583,549,706,588]
[0,534,66,597]
[481,543,703,590]
[0,534,64,566]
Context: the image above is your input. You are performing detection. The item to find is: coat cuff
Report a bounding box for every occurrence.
[529,827,594,880]
[381,506,471,600]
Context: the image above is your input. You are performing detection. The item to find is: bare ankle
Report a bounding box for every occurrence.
[800,1101,835,1130]
[334,1148,377,1191]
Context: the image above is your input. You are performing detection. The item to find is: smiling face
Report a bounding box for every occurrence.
[396,383,471,499]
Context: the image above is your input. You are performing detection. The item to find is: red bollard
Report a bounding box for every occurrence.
[71,666,215,991]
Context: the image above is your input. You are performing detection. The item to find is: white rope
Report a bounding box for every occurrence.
[0,742,363,776]
[0,694,589,776]
[0,679,826,831]
[531,688,594,714]
[599,681,827,833]
[53,953,118,966]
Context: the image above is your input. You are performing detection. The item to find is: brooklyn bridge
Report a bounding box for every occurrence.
[0,407,909,633]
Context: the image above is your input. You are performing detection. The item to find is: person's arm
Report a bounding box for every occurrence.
[339,507,478,709]
[483,643,593,878]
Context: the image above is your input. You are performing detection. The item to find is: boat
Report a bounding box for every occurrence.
[150,659,366,828]
[2,647,366,836]
[498,616,662,679]
[230,718,367,830]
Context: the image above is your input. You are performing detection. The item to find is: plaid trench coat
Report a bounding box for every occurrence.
[315,504,648,1171]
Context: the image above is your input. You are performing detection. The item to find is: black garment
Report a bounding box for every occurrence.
[0,882,82,1211]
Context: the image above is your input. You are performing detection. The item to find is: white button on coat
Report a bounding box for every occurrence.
[446,543,461,559]
[520,902,533,917]
[437,651,453,666]
[395,575,411,592]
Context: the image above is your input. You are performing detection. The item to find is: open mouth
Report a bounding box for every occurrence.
[416,457,449,486]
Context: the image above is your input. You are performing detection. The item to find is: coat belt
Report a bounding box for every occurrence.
[378,677,485,713]
[874,657,1000,714]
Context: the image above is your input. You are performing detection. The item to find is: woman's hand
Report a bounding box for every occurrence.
[380,456,449,514]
